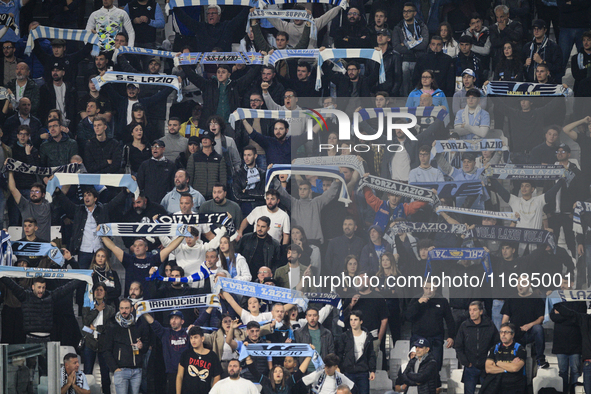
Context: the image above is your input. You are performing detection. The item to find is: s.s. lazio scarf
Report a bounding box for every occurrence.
[134,294,221,317]
[387,222,468,236]
[165,0,257,14]
[265,164,351,206]
[573,201,591,234]
[46,173,140,199]
[97,223,192,237]
[464,226,556,251]
[317,48,385,90]
[0,266,93,301]
[238,343,324,369]
[266,49,321,68]
[358,174,439,205]
[248,9,317,39]
[543,290,588,323]
[156,213,235,234]
[26,26,100,56]
[0,231,12,266]
[431,139,507,156]
[113,46,177,64]
[174,52,265,67]
[148,262,213,284]
[262,0,347,9]
[410,180,483,198]
[214,277,309,310]
[357,106,448,122]
[436,206,519,222]
[3,158,82,175]
[486,81,573,97]
[92,72,183,102]
[229,108,310,128]
[483,164,567,180]
[293,155,365,177]
[426,248,492,278]
[11,241,65,267]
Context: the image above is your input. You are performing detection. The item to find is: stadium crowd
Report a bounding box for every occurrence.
[0,0,589,394]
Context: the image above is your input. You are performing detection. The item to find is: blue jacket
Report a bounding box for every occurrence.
[150,319,190,374]
[406,88,450,113]
[248,131,308,166]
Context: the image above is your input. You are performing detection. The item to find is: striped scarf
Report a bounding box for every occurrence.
[357,106,448,122]
[174,52,265,67]
[0,230,12,266]
[317,48,385,90]
[262,0,347,8]
[266,49,320,67]
[113,46,177,64]
[483,164,567,180]
[229,108,310,128]
[26,26,100,56]
[292,155,365,177]
[359,174,439,204]
[166,0,256,14]
[149,263,214,284]
[46,173,139,198]
[248,9,317,39]
[573,201,591,234]
[3,158,82,175]
[97,223,192,237]
[92,72,183,102]
[134,294,221,317]
[436,206,519,222]
[486,81,572,97]
[0,87,16,108]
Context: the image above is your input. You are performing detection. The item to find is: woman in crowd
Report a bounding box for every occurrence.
[376,252,402,345]
[122,122,151,175]
[89,248,121,307]
[321,131,339,157]
[175,136,200,169]
[218,235,251,281]
[245,353,312,394]
[341,254,360,295]
[207,115,242,174]
[125,102,157,144]
[291,226,321,273]
[406,70,449,111]
[493,41,524,81]
[439,22,459,58]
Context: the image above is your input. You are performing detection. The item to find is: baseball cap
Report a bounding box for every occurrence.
[169,310,184,319]
[413,338,431,348]
[462,153,477,162]
[132,102,145,112]
[532,19,546,29]
[188,136,200,146]
[557,143,571,153]
[200,130,216,146]
[51,59,66,71]
[127,83,140,89]
[152,139,166,148]
[377,29,391,37]
[149,57,161,65]
[461,68,476,78]
[51,39,66,47]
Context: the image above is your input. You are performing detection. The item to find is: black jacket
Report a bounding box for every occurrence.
[550,301,586,355]
[522,38,563,82]
[412,50,456,97]
[336,328,376,374]
[38,81,78,122]
[294,324,335,360]
[489,20,524,70]
[0,277,79,333]
[454,316,499,370]
[136,158,176,204]
[333,18,373,48]
[367,44,403,96]
[54,189,127,254]
[232,165,266,203]
[10,142,39,190]
[102,316,151,371]
[3,114,43,147]
[236,233,281,279]
[33,43,91,85]
[555,303,591,359]
[324,63,375,104]
[405,295,456,339]
[84,137,122,174]
[401,352,438,394]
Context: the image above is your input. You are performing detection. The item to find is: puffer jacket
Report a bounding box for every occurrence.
[336,328,376,374]
[454,316,499,369]
[102,316,151,371]
[0,277,79,333]
[186,150,227,199]
[401,351,438,394]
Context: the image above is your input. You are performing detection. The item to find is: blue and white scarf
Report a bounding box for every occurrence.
[432,139,507,156]
[11,241,65,267]
[464,225,556,251]
[47,173,139,199]
[317,48,385,90]
[0,231,12,266]
[238,343,324,369]
[293,155,365,177]
[229,108,310,128]
[261,0,346,8]
[135,294,221,317]
[26,26,100,56]
[265,164,351,206]
[483,164,567,180]
[544,290,588,323]
[410,180,483,198]
[426,248,492,278]
[402,20,422,48]
[166,0,257,14]
[98,223,192,237]
[486,81,573,97]
[174,52,264,67]
[113,46,177,64]
[3,158,82,175]
[148,262,213,284]
[388,222,468,236]
[357,106,448,122]
[359,174,439,204]
[436,206,519,222]
[573,201,591,234]
[92,72,183,102]
[0,87,16,108]
[266,49,320,67]
[214,277,309,310]
[248,9,317,39]
[156,213,235,234]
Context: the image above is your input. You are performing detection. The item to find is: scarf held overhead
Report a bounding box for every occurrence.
[165,0,257,14]
[3,158,82,175]
[113,46,177,64]
[486,81,573,96]
[214,277,309,310]
[432,139,508,156]
[464,226,556,251]
[174,52,264,67]
[46,173,139,198]
[26,26,100,56]
[293,155,365,177]
[410,180,483,198]
[134,294,221,317]
[248,9,317,39]
[317,48,385,90]
[573,201,591,234]
[92,72,183,102]
[12,241,65,267]
[229,108,310,128]
[238,343,324,369]
[97,223,192,237]
[359,174,439,204]
[483,164,568,180]
[156,213,235,234]
[436,206,519,222]
[357,106,448,122]
[426,248,492,278]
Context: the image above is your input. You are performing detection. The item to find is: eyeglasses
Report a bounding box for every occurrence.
[258,270,270,274]
[2,46,13,50]
[421,75,433,79]
[403,10,415,13]
[17,132,29,136]
[347,12,359,16]
[499,330,513,335]
[250,99,262,102]
[30,190,41,194]
[556,150,567,154]
[152,145,163,149]
[284,95,294,99]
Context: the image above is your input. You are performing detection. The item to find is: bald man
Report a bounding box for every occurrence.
[6,62,40,116]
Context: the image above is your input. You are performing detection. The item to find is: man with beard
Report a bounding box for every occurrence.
[38,60,77,123]
[160,169,205,214]
[262,86,305,137]
[235,93,273,163]
[412,35,456,97]
[199,183,243,228]
[482,323,527,394]
[236,216,281,277]
[101,234,184,299]
[333,7,373,49]
[369,29,402,96]
[232,146,266,214]
[324,60,373,114]
[121,192,168,250]
[39,118,78,168]
[137,140,177,204]
[3,98,43,147]
[247,119,315,166]
[324,217,365,277]
[6,62,40,116]
[128,282,144,306]
[237,189,289,244]
[210,359,259,393]
[102,299,150,394]
[275,244,309,290]
[187,130,226,199]
[7,173,51,241]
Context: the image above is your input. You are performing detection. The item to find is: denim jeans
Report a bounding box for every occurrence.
[83,345,111,394]
[402,61,416,97]
[113,367,142,394]
[345,372,370,394]
[520,324,545,362]
[557,354,581,394]
[491,300,505,331]
[559,28,587,74]
[583,360,591,394]
[462,366,484,394]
